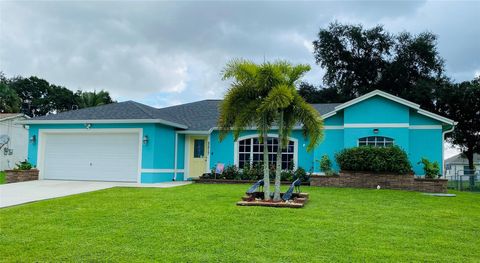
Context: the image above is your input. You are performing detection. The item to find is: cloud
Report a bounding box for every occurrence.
[0,1,478,107]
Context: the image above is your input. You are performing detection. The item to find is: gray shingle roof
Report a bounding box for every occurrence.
[29,100,341,131]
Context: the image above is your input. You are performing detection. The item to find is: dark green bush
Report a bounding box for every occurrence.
[293,167,310,182]
[335,146,412,174]
[222,165,240,180]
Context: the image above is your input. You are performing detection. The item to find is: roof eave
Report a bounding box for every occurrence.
[16,118,188,129]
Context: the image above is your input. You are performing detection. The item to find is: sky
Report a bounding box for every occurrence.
[1,0,477,158]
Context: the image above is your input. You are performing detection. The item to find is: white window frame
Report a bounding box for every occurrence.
[234,134,298,170]
[357,136,395,147]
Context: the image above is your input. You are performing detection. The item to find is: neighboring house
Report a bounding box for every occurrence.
[21,90,455,183]
[0,113,29,171]
[445,153,480,178]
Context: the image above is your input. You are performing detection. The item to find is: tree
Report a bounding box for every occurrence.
[258,62,324,201]
[218,59,276,200]
[0,83,21,113]
[298,82,346,103]
[312,22,445,111]
[75,90,115,109]
[436,77,480,182]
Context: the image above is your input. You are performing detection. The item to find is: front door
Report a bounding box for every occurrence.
[188,136,208,178]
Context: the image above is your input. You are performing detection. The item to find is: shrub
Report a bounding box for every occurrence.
[14,160,33,170]
[418,158,440,179]
[335,146,412,174]
[318,154,335,176]
[281,170,294,181]
[293,167,310,182]
[222,165,240,180]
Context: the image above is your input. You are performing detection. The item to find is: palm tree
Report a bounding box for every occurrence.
[75,90,114,109]
[219,59,279,200]
[259,62,324,201]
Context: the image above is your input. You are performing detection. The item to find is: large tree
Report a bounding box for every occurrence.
[0,82,21,113]
[218,59,276,200]
[75,90,115,109]
[436,77,480,177]
[258,62,324,201]
[312,22,445,111]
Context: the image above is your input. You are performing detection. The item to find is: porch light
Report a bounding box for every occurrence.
[30,135,36,144]
[143,135,149,145]
[373,128,379,134]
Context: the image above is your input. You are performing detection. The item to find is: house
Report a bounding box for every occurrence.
[20,90,455,183]
[445,153,480,178]
[0,113,29,171]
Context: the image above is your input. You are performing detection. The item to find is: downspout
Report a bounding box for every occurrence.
[173,132,178,181]
[442,124,456,177]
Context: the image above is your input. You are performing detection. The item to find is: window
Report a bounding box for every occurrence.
[238,137,295,170]
[193,139,205,158]
[358,136,394,147]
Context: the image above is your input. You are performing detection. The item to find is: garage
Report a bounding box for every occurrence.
[39,130,141,182]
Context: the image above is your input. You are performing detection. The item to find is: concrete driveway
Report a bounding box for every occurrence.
[0,180,191,208]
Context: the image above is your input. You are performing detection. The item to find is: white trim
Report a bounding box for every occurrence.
[37,128,143,183]
[442,125,455,177]
[142,169,184,173]
[334,90,420,111]
[321,111,337,119]
[233,133,298,170]
[174,132,178,180]
[416,109,455,125]
[324,125,344,130]
[1,114,28,122]
[19,119,188,129]
[184,135,190,180]
[176,130,210,135]
[409,125,442,130]
[344,123,409,128]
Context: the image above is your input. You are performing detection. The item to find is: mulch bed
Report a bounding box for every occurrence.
[194,178,310,185]
[236,192,309,208]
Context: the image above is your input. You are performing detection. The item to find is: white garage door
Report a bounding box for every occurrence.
[42,132,140,182]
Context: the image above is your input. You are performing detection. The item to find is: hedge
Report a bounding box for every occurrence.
[335,146,412,174]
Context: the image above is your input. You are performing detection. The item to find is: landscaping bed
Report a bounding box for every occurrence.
[193,178,310,185]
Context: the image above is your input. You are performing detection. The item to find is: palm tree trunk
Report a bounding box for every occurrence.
[273,110,284,201]
[263,131,271,201]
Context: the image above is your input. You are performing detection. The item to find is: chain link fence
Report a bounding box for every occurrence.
[446,169,480,192]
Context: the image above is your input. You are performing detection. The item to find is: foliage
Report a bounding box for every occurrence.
[311,22,445,112]
[0,82,21,113]
[298,82,346,104]
[14,160,33,170]
[1,74,115,117]
[293,167,310,182]
[418,158,440,179]
[0,171,5,184]
[75,90,115,108]
[335,146,412,174]
[319,154,332,174]
[436,77,480,172]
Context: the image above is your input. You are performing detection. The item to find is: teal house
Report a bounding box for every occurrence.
[23,90,455,183]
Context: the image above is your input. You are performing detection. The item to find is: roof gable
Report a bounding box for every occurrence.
[322,90,455,125]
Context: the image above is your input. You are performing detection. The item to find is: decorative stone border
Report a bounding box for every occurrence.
[4,169,39,183]
[310,171,447,193]
[237,192,309,208]
[193,178,310,185]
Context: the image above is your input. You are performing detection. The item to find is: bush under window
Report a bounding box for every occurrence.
[335,146,412,174]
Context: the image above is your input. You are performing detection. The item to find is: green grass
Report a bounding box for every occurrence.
[0,171,5,184]
[1,184,479,262]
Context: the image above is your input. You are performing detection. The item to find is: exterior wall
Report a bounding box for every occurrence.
[209,129,315,172]
[27,123,179,183]
[0,117,28,170]
[314,129,343,172]
[408,129,443,175]
[344,96,409,124]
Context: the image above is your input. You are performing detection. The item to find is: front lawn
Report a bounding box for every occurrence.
[0,171,5,184]
[0,184,479,262]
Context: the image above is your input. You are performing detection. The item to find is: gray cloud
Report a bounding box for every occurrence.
[1,1,478,107]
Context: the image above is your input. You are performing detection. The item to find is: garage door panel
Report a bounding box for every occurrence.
[43,132,140,182]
